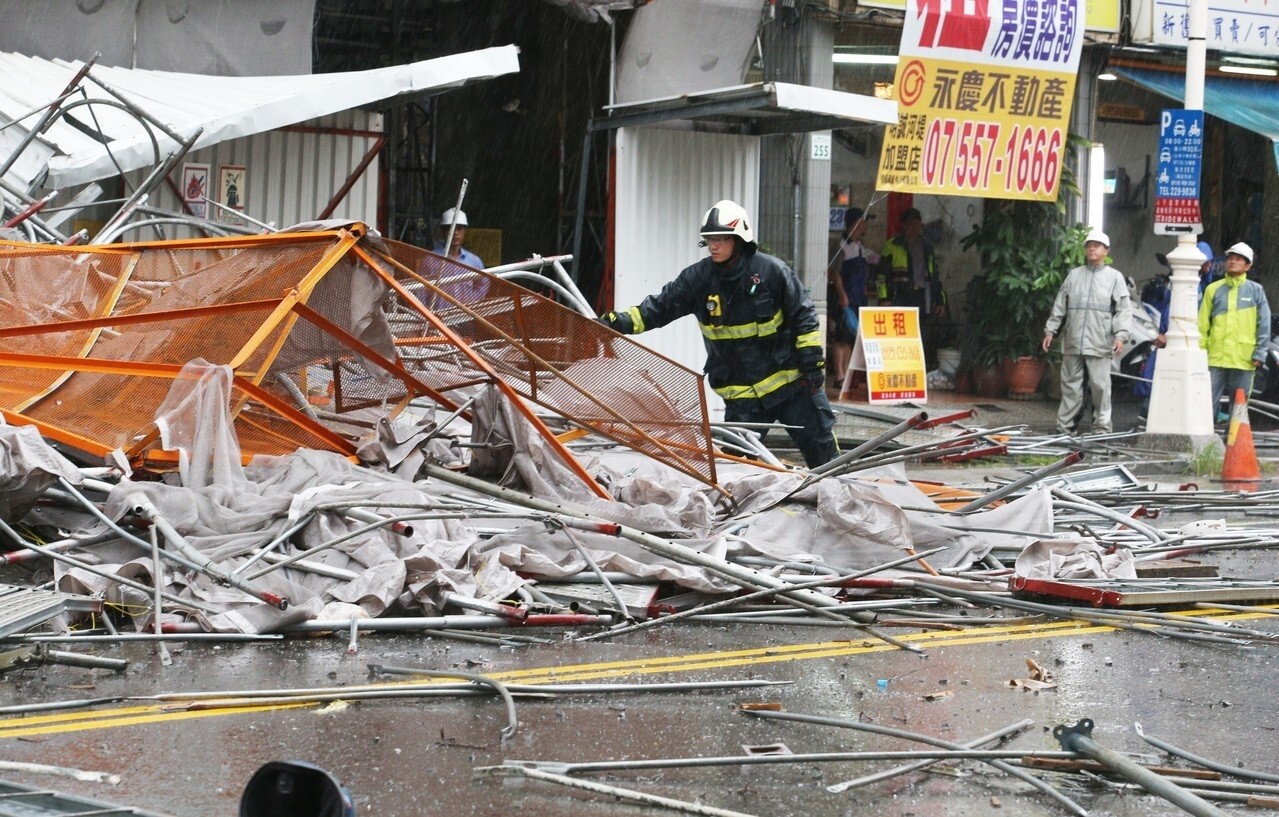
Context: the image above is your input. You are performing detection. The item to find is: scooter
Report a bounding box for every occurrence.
[1248,314,1279,404]
[1136,261,1279,411]
[1112,273,1163,389]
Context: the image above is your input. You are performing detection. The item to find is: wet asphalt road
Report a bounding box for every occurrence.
[5,392,1279,816]
[3,573,1279,817]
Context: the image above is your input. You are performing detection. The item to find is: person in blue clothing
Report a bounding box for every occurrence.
[434,207,485,268]
[826,206,879,387]
[428,207,488,302]
[1137,241,1217,421]
[598,199,838,468]
[1197,240,1222,297]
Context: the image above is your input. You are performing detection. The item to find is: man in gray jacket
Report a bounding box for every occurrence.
[1041,229,1133,434]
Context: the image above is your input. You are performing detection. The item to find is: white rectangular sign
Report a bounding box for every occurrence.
[1139,0,1279,56]
[810,133,832,161]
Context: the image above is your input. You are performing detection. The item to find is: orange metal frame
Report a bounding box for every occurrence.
[0,226,722,494]
[371,247,721,492]
[0,298,284,339]
[358,245,611,500]
[227,231,362,370]
[291,302,452,408]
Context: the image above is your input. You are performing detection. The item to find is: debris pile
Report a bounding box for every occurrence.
[0,227,1276,646]
[1,226,1278,816]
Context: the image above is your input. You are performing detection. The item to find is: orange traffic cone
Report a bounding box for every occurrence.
[1222,388,1261,490]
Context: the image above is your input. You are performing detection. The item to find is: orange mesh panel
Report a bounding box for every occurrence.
[12,370,174,453]
[0,233,397,463]
[126,244,332,305]
[0,249,141,421]
[233,398,348,456]
[381,240,717,487]
[0,230,692,486]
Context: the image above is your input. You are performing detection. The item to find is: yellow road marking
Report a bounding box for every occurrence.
[0,701,313,739]
[1,607,1272,739]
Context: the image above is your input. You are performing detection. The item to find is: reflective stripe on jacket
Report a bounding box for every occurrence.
[617,249,822,407]
[880,234,945,310]
[1198,275,1271,369]
[1044,263,1132,357]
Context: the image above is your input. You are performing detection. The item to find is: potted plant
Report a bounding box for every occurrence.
[960,273,1010,397]
[960,140,1088,398]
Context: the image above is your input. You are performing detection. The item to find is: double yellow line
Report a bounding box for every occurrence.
[0,700,312,740]
[1,608,1269,740]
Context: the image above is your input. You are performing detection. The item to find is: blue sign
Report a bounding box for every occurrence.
[1154,108,1203,235]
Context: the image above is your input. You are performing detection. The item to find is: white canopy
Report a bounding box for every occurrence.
[599,82,898,133]
[0,45,521,189]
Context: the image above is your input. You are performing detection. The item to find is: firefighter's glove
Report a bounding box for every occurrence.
[597,310,633,334]
[796,346,825,394]
[803,370,826,395]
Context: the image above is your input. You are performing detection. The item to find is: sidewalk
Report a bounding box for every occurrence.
[829,385,1145,437]
[823,387,1190,488]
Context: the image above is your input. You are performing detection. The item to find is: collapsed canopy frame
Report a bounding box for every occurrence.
[0,226,723,495]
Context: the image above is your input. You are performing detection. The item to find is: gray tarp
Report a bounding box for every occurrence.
[38,373,1054,633]
[1015,538,1137,580]
[0,423,83,521]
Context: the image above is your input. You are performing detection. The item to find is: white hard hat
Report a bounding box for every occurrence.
[699,200,755,246]
[439,208,468,227]
[1084,229,1110,247]
[1225,242,1254,263]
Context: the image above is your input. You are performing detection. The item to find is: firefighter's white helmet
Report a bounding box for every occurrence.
[699,200,755,246]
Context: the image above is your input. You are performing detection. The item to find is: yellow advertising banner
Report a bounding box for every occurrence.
[877,58,1078,200]
[875,0,1084,202]
[856,307,927,404]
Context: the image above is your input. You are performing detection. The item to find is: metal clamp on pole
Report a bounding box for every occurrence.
[1053,719,1228,817]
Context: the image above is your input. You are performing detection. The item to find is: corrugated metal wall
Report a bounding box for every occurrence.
[122,109,383,239]
[614,126,760,417]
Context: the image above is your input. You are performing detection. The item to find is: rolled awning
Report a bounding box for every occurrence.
[1111,64,1279,171]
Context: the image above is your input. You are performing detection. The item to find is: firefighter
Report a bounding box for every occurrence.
[598,200,838,468]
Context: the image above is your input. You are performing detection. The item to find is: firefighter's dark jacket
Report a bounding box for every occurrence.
[615,248,824,407]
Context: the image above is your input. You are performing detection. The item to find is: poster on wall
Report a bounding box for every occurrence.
[875,0,1085,202]
[217,164,247,226]
[180,163,209,219]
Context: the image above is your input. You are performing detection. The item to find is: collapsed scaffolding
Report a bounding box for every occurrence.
[2,227,1279,815]
[0,223,741,629]
[0,221,1272,648]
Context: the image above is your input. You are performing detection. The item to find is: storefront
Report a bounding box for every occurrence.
[1098,60,1279,295]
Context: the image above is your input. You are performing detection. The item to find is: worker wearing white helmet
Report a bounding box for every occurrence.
[434,208,484,269]
[1198,241,1270,423]
[597,199,838,467]
[428,206,488,302]
[1042,228,1132,434]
